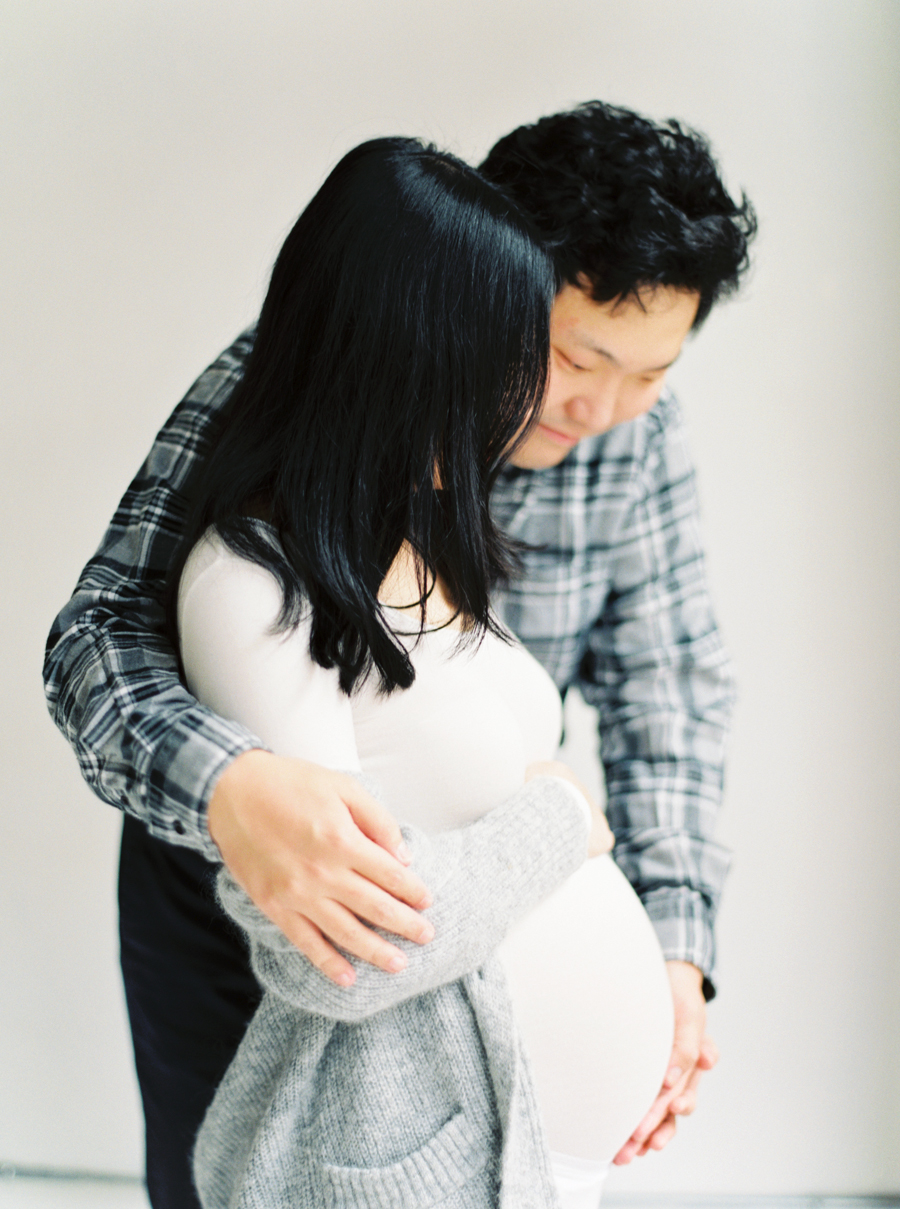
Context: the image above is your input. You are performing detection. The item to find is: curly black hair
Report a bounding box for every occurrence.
[480,101,757,327]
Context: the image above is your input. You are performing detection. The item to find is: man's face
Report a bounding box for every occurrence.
[510,282,700,469]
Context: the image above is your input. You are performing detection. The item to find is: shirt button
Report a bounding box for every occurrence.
[173,820,185,835]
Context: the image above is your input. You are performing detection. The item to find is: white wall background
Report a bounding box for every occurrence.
[2,0,898,1198]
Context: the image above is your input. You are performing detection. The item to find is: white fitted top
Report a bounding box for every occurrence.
[179,530,673,1168]
[178,530,565,821]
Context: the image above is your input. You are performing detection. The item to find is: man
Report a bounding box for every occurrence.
[44,101,755,1208]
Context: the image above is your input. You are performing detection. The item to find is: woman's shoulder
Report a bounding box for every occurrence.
[178,524,305,641]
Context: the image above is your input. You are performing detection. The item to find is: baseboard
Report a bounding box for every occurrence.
[2,1167,897,1208]
[0,1165,142,1184]
[603,1198,900,1208]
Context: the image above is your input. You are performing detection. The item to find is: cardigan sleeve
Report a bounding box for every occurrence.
[218,773,589,1022]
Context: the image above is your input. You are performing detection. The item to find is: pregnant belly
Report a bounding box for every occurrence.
[498,855,674,1162]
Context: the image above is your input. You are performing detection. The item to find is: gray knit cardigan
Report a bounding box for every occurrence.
[192,775,589,1209]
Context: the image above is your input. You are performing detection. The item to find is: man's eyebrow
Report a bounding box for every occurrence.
[574,334,681,374]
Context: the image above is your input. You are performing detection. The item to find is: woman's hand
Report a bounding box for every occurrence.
[524,760,614,857]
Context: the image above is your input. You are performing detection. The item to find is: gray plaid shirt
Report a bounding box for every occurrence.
[44,327,732,990]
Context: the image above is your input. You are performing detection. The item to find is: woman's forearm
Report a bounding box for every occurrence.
[219,773,589,1021]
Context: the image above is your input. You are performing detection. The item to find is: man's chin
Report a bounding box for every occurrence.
[509,429,580,470]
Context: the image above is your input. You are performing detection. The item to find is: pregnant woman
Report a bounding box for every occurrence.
[170,137,673,1209]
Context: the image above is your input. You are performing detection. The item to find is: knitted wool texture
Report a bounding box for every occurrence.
[192,774,589,1209]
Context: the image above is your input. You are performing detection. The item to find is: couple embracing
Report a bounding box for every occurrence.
[45,101,755,1209]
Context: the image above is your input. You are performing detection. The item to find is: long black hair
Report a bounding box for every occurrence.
[168,137,556,694]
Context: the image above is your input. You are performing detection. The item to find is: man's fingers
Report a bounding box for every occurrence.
[634,1095,671,1140]
[612,1135,638,1166]
[615,1088,675,1162]
[670,1088,698,1116]
[640,1114,678,1155]
[613,1126,650,1166]
[698,1035,719,1070]
[313,899,413,975]
[663,960,707,1087]
[613,966,715,1164]
[664,1036,701,1090]
[664,1026,703,1089]
[334,874,435,945]
[209,754,435,973]
[271,886,433,984]
[343,780,411,863]
[271,911,356,987]
[340,782,433,908]
[352,839,433,910]
[669,1049,708,1115]
[663,1064,686,1091]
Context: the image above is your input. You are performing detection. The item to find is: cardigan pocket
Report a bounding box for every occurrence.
[321,1108,491,1208]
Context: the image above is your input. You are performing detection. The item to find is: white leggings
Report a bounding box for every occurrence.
[549,1152,611,1208]
[499,853,674,1183]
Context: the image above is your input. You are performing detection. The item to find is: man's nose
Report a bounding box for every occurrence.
[566,383,620,434]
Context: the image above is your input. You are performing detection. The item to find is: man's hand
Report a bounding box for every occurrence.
[207,750,434,987]
[613,960,718,1164]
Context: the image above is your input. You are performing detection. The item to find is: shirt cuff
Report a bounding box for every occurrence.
[143,710,269,860]
[640,888,718,1000]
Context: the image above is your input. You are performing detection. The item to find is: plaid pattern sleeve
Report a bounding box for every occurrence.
[42,329,263,857]
[582,395,733,994]
[492,391,733,993]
